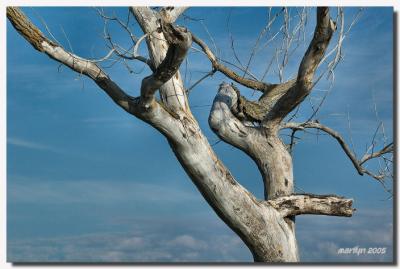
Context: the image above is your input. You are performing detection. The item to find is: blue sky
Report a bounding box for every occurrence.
[7,7,393,262]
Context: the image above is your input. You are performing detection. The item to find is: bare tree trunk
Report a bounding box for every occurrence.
[129,6,300,262]
[7,6,358,262]
[209,82,299,261]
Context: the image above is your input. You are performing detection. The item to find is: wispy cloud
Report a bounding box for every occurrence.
[7,137,61,152]
[82,117,125,123]
[297,208,393,262]
[8,229,249,262]
[81,116,142,129]
[7,207,393,262]
[8,176,200,205]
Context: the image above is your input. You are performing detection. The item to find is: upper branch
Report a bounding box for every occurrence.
[140,22,192,107]
[159,7,189,23]
[297,7,336,88]
[7,7,136,114]
[266,193,354,217]
[360,143,394,165]
[266,7,336,124]
[130,6,186,34]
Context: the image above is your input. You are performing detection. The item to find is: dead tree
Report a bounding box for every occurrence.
[7,6,393,262]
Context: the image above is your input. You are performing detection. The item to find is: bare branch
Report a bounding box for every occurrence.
[192,34,279,92]
[281,121,394,183]
[131,33,154,69]
[96,7,153,69]
[159,7,189,23]
[266,193,354,217]
[360,143,394,165]
[266,7,336,124]
[95,7,139,44]
[242,7,284,79]
[187,69,216,93]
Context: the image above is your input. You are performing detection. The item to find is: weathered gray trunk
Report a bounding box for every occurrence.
[129,7,300,262]
[209,82,299,261]
[7,6,355,263]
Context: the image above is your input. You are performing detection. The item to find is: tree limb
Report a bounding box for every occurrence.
[360,143,394,165]
[159,6,189,23]
[266,7,336,124]
[266,194,354,217]
[281,121,394,181]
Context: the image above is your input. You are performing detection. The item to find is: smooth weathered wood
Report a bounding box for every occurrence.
[209,83,294,200]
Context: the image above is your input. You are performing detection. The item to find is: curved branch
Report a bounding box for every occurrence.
[133,34,148,59]
[209,82,258,151]
[281,121,394,181]
[266,193,354,217]
[266,7,336,124]
[192,34,279,92]
[140,23,192,107]
[95,7,153,69]
[131,6,190,112]
[360,143,393,165]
